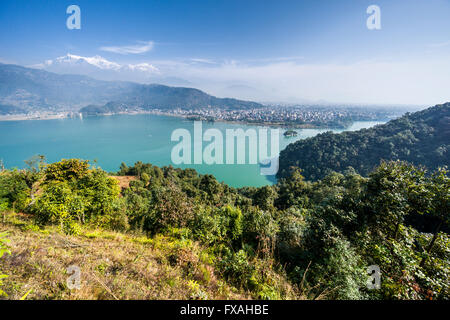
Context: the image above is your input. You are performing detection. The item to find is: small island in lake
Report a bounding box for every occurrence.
[284,130,298,137]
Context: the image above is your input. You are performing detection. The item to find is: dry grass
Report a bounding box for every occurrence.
[109,176,137,190]
[0,213,249,300]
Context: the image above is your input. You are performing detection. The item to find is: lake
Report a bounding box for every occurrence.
[0,114,385,188]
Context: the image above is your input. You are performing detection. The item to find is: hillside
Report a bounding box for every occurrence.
[0,104,26,115]
[277,103,450,181]
[1,159,448,300]
[0,64,135,111]
[0,63,263,114]
[0,214,254,300]
[79,85,263,115]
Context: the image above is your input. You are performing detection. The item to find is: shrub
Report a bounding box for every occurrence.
[0,232,11,297]
[32,160,122,233]
[222,206,244,243]
[44,159,90,182]
[217,247,257,291]
[243,207,279,255]
[32,181,80,234]
[277,207,307,263]
[191,206,227,245]
[0,170,30,212]
[320,237,367,300]
[146,185,194,234]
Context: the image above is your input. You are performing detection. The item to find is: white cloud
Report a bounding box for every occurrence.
[0,57,16,64]
[53,53,121,70]
[32,53,450,106]
[34,53,159,83]
[99,41,154,55]
[189,58,218,65]
[126,62,158,72]
[428,40,450,48]
[38,53,159,72]
[157,58,450,105]
[245,56,304,63]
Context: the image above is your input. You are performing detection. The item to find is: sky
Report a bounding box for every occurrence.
[0,0,449,105]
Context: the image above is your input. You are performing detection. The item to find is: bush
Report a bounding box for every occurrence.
[32,160,122,233]
[217,247,257,291]
[32,181,80,234]
[243,207,279,255]
[146,185,194,234]
[223,206,244,243]
[320,237,367,300]
[277,207,307,263]
[44,159,90,182]
[90,197,129,231]
[0,170,30,212]
[191,206,227,245]
[0,232,11,297]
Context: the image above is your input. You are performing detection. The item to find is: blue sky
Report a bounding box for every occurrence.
[1,0,450,105]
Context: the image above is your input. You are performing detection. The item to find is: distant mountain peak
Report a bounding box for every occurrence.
[48,53,122,71]
[0,63,263,113]
[36,54,159,79]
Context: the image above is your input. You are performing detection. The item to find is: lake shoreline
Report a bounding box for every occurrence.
[0,110,384,131]
[0,114,386,188]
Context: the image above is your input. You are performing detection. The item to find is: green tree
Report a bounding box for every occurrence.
[420,167,450,267]
[0,232,11,297]
[44,159,90,182]
[0,169,30,212]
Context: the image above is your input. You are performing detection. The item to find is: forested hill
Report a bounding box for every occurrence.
[79,84,263,115]
[1,158,448,299]
[0,63,263,113]
[277,102,450,181]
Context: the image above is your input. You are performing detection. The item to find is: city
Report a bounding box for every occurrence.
[148,104,408,128]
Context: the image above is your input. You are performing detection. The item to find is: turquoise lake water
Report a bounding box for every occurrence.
[0,114,384,188]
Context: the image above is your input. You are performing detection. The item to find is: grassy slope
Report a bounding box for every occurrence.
[1,212,255,300]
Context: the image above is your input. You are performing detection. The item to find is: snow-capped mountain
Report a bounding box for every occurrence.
[46,54,122,70]
[36,54,159,82]
[0,63,263,114]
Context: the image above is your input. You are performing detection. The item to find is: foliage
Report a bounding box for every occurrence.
[44,159,90,182]
[0,232,11,297]
[320,237,367,299]
[217,247,257,291]
[32,181,81,234]
[0,169,30,212]
[0,155,448,300]
[31,159,122,234]
[278,103,450,181]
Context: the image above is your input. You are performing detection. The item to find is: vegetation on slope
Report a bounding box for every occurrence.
[80,85,263,116]
[0,157,448,300]
[0,63,135,111]
[0,216,257,300]
[0,63,263,114]
[278,103,450,181]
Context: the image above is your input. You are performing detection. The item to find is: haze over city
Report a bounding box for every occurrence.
[0,0,449,105]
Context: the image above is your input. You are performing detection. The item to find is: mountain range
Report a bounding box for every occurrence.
[0,63,264,115]
[38,54,161,82]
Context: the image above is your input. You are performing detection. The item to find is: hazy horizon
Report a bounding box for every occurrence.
[0,61,431,110]
[1,0,449,106]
